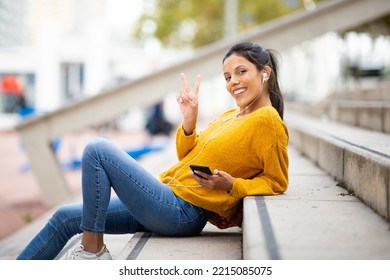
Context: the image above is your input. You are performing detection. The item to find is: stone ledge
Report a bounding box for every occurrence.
[242,148,390,260]
[286,110,390,220]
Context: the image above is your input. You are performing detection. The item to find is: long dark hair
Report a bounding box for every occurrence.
[223,42,284,120]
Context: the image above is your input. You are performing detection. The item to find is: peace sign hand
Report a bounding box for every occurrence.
[177,73,201,135]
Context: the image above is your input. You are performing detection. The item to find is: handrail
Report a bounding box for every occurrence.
[15,0,390,205]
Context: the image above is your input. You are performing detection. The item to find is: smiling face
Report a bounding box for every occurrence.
[223,54,269,114]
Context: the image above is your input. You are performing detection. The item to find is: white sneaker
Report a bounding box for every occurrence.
[63,244,112,260]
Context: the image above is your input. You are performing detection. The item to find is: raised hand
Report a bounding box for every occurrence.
[176,73,201,135]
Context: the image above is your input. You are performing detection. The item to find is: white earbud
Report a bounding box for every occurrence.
[262,73,268,83]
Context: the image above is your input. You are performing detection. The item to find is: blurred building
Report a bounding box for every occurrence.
[0,0,182,117]
[0,0,29,47]
[0,0,388,118]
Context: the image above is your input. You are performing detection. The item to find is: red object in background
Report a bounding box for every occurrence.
[1,75,23,95]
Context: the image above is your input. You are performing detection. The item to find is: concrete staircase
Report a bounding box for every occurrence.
[287,78,390,133]
[1,106,390,260]
[242,105,390,260]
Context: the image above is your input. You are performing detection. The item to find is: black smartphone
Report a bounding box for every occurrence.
[189,164,212,179]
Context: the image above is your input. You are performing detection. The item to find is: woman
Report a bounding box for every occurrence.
[17,41,289,260]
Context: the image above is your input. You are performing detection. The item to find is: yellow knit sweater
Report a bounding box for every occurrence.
[159,106,289,228]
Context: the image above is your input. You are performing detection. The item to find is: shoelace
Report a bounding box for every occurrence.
[66,245,85,259]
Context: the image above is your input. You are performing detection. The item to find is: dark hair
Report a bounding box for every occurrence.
[223,42,284,120]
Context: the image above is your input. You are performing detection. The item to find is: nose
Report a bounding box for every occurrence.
[232,76,240,85]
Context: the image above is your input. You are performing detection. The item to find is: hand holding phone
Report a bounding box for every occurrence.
[189,164,212,180]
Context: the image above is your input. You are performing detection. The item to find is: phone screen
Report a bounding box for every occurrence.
[189,164,212,179]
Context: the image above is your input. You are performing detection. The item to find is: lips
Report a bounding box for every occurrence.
[233,87,246,96]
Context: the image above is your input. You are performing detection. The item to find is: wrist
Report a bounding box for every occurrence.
[226,178,234,194]
[182,120,196,135]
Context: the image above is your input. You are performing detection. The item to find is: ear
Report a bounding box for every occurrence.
[263,66,272,81]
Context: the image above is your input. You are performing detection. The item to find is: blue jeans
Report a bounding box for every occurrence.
[17,138,209,260]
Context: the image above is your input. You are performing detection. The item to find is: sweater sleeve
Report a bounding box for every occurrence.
[175,124,198,160]
[228,142,289,199]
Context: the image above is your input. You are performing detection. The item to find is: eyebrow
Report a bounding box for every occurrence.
[223,64,247,76]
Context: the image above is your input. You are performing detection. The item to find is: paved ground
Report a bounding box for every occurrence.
[0,126,154,241]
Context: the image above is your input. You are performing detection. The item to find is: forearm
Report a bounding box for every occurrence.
[182,117,197,135]
[175,124,198,160]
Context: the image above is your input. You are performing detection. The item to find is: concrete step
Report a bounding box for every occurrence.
[243,148,390,260]
[286,100,390,134]
[2,110,390,260]
[326,100,390,133]
[0,205,241,260]
[285,108,390,221]
[3,144,389,260]
[52,223,242,260]
[243,107,390,259]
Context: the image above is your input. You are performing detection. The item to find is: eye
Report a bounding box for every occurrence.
[238,69,247,75]
[224,75,231,82]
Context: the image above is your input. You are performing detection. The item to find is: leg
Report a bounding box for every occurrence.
[17,196,146,260]
[16,203,83,260]
[79,138,208,250]
[18,137,208,260]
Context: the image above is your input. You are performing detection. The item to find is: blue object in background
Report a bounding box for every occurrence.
[126,145,164,159]
[17,105,167,173]
[18,105,62,172]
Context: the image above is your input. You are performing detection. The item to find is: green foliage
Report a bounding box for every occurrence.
[22,212,33,224]
[134,0,325,48]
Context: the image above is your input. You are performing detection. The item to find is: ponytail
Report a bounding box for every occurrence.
[267,49,284,120]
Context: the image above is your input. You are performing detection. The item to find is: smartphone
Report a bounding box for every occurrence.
[189,164,213,179]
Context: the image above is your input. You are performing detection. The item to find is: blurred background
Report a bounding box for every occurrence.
[0,0,389,240]
[1,0,389,127]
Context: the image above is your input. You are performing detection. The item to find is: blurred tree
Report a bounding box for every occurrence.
[134,0,325,48]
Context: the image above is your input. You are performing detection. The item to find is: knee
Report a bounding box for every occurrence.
[82,137,109,159]
[50,204,79,227]
[49,204,82,235]
[51,204,75,220]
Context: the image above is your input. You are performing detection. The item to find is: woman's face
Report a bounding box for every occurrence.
[223,54,264,112]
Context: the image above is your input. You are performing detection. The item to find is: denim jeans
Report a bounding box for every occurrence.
[17,138,209,260]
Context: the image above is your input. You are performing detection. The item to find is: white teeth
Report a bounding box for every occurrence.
[234,88,245,95]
